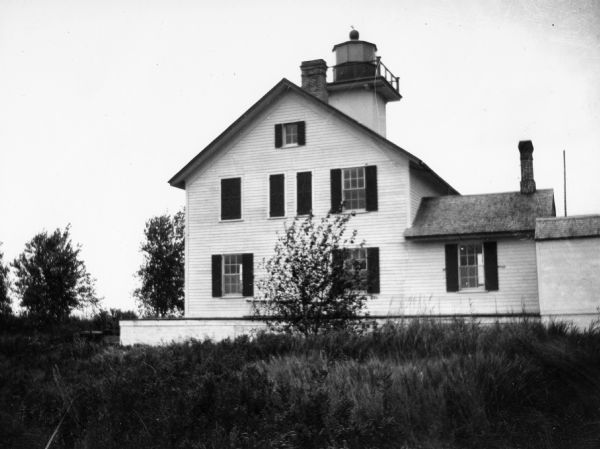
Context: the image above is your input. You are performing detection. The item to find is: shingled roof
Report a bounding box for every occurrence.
[535,215,600,240]
[405,189,556,239]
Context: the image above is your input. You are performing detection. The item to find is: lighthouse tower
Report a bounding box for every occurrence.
[327,30,401,137]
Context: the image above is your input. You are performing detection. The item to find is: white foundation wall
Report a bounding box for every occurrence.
[120,320,266,346]
[390,238,540,316]
[184,89,413,318]
[536,237,600,328]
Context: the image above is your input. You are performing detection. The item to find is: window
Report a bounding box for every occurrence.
[330,166,378,213]
[211,253,254,297]
[342,167,366,210]
[283,123,298,146]
[458,243,485,289]
[444,242,498,292]
[333,247,380,294]
[269,174,285,217]
[221,177,241,220]
[274,121,306,148]
[223,254,243,295]
[296,171,312,215]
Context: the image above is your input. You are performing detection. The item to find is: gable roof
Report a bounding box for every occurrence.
[168,78,458,194]
[404,189,556,240]
[536,215,600,240]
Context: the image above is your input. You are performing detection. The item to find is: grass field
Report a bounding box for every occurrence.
[1,318,600,448]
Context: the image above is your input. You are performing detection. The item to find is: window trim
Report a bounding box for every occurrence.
[219,176,243,222]
[341,166,367,212]
[282,123,299,147]
[457,242,486,291]
[222,253,244,297]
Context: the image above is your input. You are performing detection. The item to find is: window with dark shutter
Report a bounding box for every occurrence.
[211,255,222,297]
[330,169,342,213]
[445,244,459,292]
[269,174,285,217]
[365,165,378,211]
[242,253,254,297]
[296,172,312,215]
[483,241,499,291]
[367,247,380,294]
[221,178,241,220]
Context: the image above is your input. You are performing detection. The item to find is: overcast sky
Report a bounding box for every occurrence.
[1,0,599,312]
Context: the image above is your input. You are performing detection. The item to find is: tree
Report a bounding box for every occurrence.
[134,210,184,317]
[12,226,99,322]
[253,213,369,335]
[0,244,11,316]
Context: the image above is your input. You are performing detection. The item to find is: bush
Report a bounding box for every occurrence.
[1,319,600,448]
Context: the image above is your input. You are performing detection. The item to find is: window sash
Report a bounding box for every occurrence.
[458,244,485,289]
[283,123,298,145]
[342,167,366,210]
[223,254,243,295]
[344,248,368,287]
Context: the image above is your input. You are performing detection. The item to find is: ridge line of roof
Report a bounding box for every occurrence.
[420,188,554,200]
[168,78,458,195]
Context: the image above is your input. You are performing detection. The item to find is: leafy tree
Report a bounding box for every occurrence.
[0,244,11,316]
[12,226,99,322]
[134,210,184,317]
[253,213,368,335]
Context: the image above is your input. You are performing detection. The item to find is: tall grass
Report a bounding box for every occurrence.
[1,319,599,448]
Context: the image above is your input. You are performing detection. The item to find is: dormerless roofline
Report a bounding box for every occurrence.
[168,78,458,195]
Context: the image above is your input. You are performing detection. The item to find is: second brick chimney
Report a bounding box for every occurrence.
[300,59,328,103]
[518,140,536,194]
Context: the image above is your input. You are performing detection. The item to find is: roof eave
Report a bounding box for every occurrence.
[404,230,535,242]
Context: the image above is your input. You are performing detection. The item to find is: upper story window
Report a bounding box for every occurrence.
[269,174,285,218]
[284,123,298,146]
[330,165,378,213]
[342,167,366,210]
[274,121,306,148]
[221,177,241,220]
[458,243,485,289]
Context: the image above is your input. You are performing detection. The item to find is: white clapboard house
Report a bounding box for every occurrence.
[121,31,600,345]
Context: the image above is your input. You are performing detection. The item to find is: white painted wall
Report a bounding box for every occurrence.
[408,167,449,225]
[536,237,600,327]
[328,89,387,136]
[385,238,541,316]
[184,90,411,318]
[120,319,266,345]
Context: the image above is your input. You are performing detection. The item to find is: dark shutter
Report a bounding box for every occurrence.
[221,178,241,220]
[445,244,459,292]
[297,121,306,145]
[242,253,254,297]
[211,255,222,297]
[274,124,283,148]
[483,241,499,291]
[331,249,345,294]
[367,247,380,294]
[296,172,312,215]
[365,165,378,211]
[330,169,342,213]
[269,174,285,217]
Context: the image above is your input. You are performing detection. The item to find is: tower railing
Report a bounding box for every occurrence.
[331,57,399,93]
[375,57,399,92]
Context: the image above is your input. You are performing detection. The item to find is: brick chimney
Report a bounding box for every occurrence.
[518,140,536,194]
[300,59,328,103]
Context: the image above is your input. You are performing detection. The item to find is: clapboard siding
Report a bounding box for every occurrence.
[378,238,540,316]
[185,90,412,317]
[409,166,449,225]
